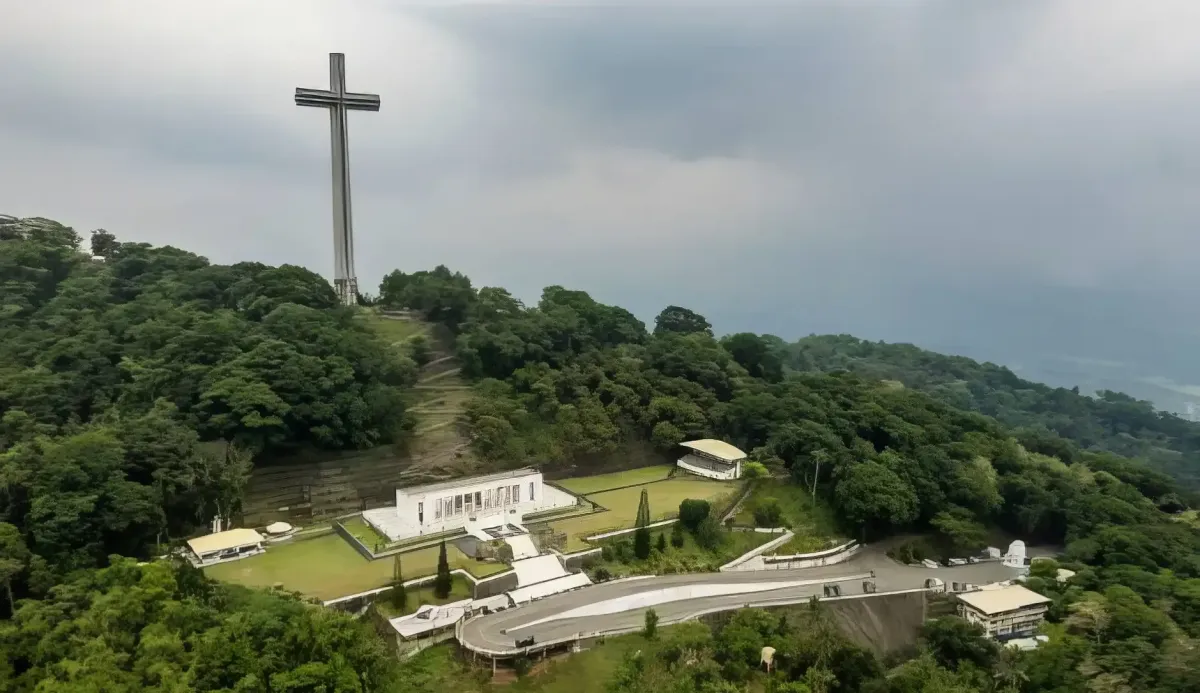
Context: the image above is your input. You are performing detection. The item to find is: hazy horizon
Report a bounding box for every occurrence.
[4,1,1198,412]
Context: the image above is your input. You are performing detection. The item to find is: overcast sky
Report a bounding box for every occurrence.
[4,1,1199,390]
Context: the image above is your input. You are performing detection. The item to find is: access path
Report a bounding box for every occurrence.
[459,544,1019,654]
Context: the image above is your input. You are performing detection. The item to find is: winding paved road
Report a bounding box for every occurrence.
[459,545,1022,654]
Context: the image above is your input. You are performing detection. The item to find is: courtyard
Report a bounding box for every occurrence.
[207,467,743,599]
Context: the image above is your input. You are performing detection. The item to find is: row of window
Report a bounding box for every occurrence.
[422,481,536,523]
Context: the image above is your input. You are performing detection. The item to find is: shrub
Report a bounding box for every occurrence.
[601,545,614,561]
[512,656,532,677]
[656,533,668,553]
[742,460,769,479]
[634,527,651,560]
[594,566,612,582]
[407,334,432,366]
[389,579,407,611]
[695,515,724,551]
[753,499,783,527]
[671,522,686,548]
[678,499,711,531]
[644,608,659,639]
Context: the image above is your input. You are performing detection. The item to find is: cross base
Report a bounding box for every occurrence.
[334,278,359,306]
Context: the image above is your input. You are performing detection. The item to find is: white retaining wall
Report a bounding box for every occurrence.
[585,518,677,542]
[719,530,794,572]
[761,541,861,570]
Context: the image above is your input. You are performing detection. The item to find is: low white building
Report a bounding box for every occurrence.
[957,584,1052,640]
[677,439,746,480]
[186,528,265,566]
[363,468,578,542]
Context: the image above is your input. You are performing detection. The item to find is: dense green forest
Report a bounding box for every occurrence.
[785,335,1200,492]
[4,217,1200,692]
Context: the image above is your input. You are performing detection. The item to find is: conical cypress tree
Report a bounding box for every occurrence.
[390,554,407,610]
[633,489,653,559]
[433,539,452,599]
[635,488,651,528]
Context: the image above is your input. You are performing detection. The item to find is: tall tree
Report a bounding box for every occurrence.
[634,488,652,559]
[390,554,407,611]
[433,540,452,599]
[635,488,651,528]
[0,523,29,616]
[652,305,713,336]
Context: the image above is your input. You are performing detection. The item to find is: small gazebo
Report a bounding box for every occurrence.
[676,439,746,480]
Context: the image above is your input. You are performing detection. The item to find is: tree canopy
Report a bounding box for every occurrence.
[7,215,1200,693]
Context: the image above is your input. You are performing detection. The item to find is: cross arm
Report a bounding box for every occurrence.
[295,88,381,111]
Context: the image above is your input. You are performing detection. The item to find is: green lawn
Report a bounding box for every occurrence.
[205,534,507,601]
[341,516,389,550]
[555,465,674,494]
[542,477,739,551]
[357,312,428,343]
[734,479,842,553]
[376,575,474,618]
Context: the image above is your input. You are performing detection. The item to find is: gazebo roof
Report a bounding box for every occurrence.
[186,528,264,555]
[680,439,747,462]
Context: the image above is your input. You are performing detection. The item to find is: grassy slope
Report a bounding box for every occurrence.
[735,479,843,553]
[240,311,474,526]
[588,524,775,577]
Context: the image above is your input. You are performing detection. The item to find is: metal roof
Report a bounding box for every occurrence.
[186,528,264,555]
[680,439,747,462]
[398,468,541,496]
[957,585,1051,615]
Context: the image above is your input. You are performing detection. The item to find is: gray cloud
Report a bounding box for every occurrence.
[3,0,1200,390]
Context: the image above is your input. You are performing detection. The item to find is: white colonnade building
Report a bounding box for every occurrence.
[363,468,578,542]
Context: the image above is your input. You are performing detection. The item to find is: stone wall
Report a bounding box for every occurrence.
[559,548,602,573]
[699,590,928,655]
[473,570,519,599]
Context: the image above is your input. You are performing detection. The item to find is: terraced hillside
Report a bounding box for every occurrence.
[239,311,477,526]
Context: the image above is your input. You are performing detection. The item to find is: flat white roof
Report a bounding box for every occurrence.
[680,439,746,462]
[508,572,592,604]
[389,600,471,638]
[399,468,540,496]
[187,528,264,555]
[957,585,1051,615]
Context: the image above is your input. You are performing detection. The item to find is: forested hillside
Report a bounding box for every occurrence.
[0,217,418,573]
[5,219,1200,691]
[784,335,1200,490]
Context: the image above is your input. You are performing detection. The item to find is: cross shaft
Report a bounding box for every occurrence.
[295,53,380,306]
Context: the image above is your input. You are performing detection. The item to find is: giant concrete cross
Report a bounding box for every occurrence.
[295,53,380,306]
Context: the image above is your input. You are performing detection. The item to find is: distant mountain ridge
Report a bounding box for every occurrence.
[783,334,1200,490]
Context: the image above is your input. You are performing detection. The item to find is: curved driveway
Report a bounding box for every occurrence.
[459,546,1021,655]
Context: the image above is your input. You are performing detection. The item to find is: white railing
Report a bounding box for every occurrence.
[585,519,677,542]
